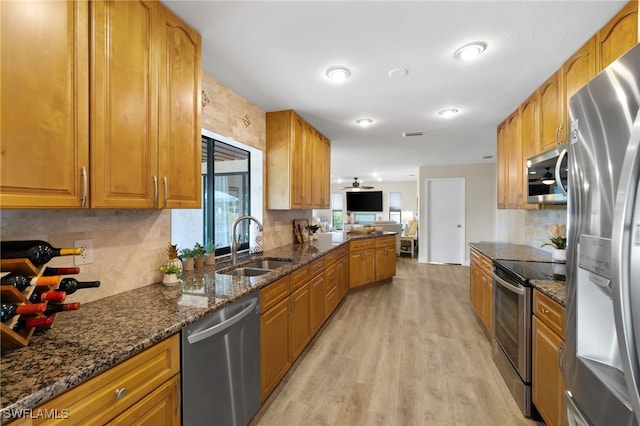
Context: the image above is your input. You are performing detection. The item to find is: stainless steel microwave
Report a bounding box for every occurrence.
[525,144,568,204]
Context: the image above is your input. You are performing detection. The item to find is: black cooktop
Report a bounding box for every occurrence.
[493,259,566,284]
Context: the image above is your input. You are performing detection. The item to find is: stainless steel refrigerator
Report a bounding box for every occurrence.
[565,42,640,426]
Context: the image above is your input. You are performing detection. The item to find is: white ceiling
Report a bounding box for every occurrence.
[164,0,627,185]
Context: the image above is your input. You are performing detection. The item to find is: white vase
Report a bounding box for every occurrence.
[162,273,180,285]
[552,248,566,263]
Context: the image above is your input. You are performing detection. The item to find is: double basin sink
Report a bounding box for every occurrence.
[218,258,295,277]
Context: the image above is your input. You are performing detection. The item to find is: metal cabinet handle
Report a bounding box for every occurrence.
[540,308,549,314]
[163,176,168,208]
[557,341,566,375]
[153,176,158,208]
[81,166,88,208]
[115,388,127,399]
[175,377,181,418]
[555,126,561,144]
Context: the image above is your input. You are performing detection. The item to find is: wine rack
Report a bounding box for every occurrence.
[1,258,60,349]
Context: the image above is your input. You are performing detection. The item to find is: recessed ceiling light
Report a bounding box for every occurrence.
[356,118,373,127]
[388,68,408,79]
[326,66,351,81]
[438,108,459,118]
[402,131,425,137]
[454,42,487,61]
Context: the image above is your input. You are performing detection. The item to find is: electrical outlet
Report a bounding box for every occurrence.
[74,239,93,266]
[275,221,282,232]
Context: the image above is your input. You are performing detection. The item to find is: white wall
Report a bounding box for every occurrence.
[418,163,496,265]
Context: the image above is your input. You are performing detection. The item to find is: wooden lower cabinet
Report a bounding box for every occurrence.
[469,248,493,334]
[349,240,376,289]
[290,283,311,361]
[532,290,566,426]
[374,236,397,282]
[309,272,326,335]
[260,294,290,401]
[29,334,180,425]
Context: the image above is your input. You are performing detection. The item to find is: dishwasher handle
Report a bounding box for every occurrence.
[187,297,258,344]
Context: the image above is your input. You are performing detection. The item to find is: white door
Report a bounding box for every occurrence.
[426,178,465,264]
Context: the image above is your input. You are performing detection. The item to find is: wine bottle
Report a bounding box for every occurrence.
[29,289,66,303]
[42,266,80,276]
[0,240,83,266]
[43,302,80,315]
[1,302,47,322]
[1,272,61,291]
[13,316,54,331]
[56,278,100,295]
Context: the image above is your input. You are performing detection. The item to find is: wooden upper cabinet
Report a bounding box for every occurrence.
[91,0,161,208]
[0,0,90,208]
[266,110,331,210]
[596,0,638,72]
[561,38,596,139]
[496,121,507,209]
[158,6,202,208]
[519,93,540,210]
[1,0,201,209]
[92,0,201,208]
[538,71,563,153]
[506,110,522,208]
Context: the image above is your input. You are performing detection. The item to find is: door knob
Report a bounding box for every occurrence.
[457,224,462,228]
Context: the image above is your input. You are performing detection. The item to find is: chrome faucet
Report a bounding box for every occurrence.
[231,215,264,265]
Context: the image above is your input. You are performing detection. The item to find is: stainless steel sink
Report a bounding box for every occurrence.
[219,267,272,277]
[243,258,294,270]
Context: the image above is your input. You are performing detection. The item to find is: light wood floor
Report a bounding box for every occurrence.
[251,258,544,426]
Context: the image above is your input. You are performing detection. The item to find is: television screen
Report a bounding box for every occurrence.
[346,191,383,212]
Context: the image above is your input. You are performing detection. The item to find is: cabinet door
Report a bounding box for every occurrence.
[0,0,89,208]
[309,273,325,335]
[533,316,566,426]
[337,257,349,300]
[290,283,310,362]
[506,110,522,208]
[596,1,638,72]
[374,245,395,281]
[538,72,562,153]
[363,249,375,284]
[158,6,202,209]
[480,272,493,334]
[290,116,305,209]
[311,129,323,208]
[106,375,180,426]
[349,250,365,288]
[496,121,507,209]
[301,123,313,209]
[469,257,481,312]
[91,0,160,208]
[260,297,290,401]
[322,137,331,208]
[519,93,540,210]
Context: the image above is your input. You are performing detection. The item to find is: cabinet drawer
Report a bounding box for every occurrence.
[309,258,324,277]
[33,334,180,425]
[325,264,337,293]
[289,265,309,291]
[470,248,481,263]
[260,277,290,312]
[335,245,348,258]
[325,287,338,318]
[533,290,565,339]
[323,250,337,266]
[481,257,493,275]
[374,235,395,248]
[350,239,374,251]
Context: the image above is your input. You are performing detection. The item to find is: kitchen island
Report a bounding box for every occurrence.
[0,232,396,422]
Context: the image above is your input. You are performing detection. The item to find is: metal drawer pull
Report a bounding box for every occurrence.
[115,388,127,399]
[540,308,549,314]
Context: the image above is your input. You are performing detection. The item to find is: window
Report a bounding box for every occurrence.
[171,129,263,257]
[331,193,343,230]
[203,137,250,256]
[389,192,402,223]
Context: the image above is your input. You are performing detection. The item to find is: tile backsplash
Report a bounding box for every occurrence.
[525,209,568,253]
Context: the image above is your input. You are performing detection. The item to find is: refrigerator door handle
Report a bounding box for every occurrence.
[611,110,640,420]
[555,147,568,196]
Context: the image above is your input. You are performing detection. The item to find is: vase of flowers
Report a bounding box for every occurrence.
[541,224,567,263]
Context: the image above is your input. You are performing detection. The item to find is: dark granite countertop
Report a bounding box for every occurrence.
[468,241,566,306]
[0,232,384,421]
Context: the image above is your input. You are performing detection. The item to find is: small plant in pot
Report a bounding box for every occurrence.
[159,263,182,285]
[192,242,205,269]
[541,224,567,263]
[179,248,195,271]
[204,240,216,265]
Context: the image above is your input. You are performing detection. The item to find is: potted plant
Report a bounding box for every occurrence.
[180,248,195,271]
[204,240,216,266]
[541,224,567,263]
[346,211,352,224]
[159,263,181,285]
[192,242,205,269]
[165,243,183,272]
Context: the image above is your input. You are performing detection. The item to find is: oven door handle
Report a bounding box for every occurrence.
[492,272,525,296]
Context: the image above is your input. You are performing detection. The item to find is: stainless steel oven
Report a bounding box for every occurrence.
[493,261,533,417]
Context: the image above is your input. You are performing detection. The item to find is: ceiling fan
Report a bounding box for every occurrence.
[340,177,374,191]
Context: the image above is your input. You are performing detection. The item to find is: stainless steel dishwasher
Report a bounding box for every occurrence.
[181,291,260,426]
